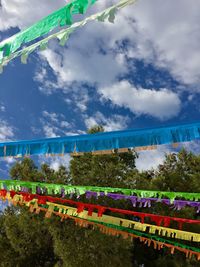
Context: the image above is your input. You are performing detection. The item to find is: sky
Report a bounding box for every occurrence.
[0,0,200,178]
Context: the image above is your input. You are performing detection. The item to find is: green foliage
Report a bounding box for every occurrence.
[132,241,200,267]
[0,211,19,267]
[87,125,104,134]
[47,217,133,267]
[40,163,70,184]
[70,151,138,187]
[0,207,56,267]
[10,158,69,184]
[10,158,41,182]
[152,149,200,192]
[70,125,138,187]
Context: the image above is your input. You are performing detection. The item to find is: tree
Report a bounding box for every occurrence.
[47,216,133,267]
[152,149,200,192]
[10,158,42,182]
[70,126,138,187]
[10,158,70,184]
[87,125,104,134]
[0,210,19,267]
[3,207,56,267]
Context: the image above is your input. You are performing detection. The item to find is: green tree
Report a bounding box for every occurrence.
[10,158,69,184]
[70,126,138,187]
[10,157,42,182]
[152,149,200,192]
[3,207,56,267]
[48,217,133,267]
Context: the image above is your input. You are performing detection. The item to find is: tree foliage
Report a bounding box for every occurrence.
[10,158,69,184]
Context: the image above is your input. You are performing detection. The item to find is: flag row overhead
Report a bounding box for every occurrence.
[0,121,199,158]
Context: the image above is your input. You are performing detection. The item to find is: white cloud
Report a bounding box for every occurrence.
[49,155,71,171]
[40,110,86,137]
[136,140,200,171]
[4,157,16,164]
[41,110,73,138]
[74,89,90,112]
[84,111,130,131]
[42,124,85,138]
[0,119,14,141]
[42,124,58,138]
[39,154,70,171]
[0,156,17,175]
[63,130,86,136]
[42,111,61,123]
[60,121,70,128]
[38,43,127,89]
[0,104,6,112]
[181,140,200,155]
[0,0,65,31]
[136,146,170,171]
[99,80,181,120]
[126,0,200,88]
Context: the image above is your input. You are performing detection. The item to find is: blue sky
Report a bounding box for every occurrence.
[0,0,200,177]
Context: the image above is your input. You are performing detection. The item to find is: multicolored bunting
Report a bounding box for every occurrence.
[1,189,200,229]
[45,204,200,242]
[0,0,137,72]
[1,179,200,203]
[42,207,200,259]
[0,121,199,157]
[0,0,97,60]
[1,190,200,259]
[1,190,200,242]
[86,191,200,212]
[30,204,200,259]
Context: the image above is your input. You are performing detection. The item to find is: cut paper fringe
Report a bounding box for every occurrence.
[1,190,200,243]
[0,0,137,72]
[0,0,97,59]
[0,121,199,157]
[85,192,200,213]
[1,190,199,230]
[1,179,200,203]
[39,204,200,259]
[1,193,200,260]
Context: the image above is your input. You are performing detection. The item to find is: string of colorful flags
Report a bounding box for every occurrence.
[0,121,200,157]
[1,179,200,203]
[0,0,199,260]
[2,189,200,229]
[0,189,200,259]
[0,0,137,72]
[0,0,97,59]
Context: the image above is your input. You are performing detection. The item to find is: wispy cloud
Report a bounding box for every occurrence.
[0,119,15,141]
[38,154,71,171]
[84,111,130,131]
[41,110,73,138]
